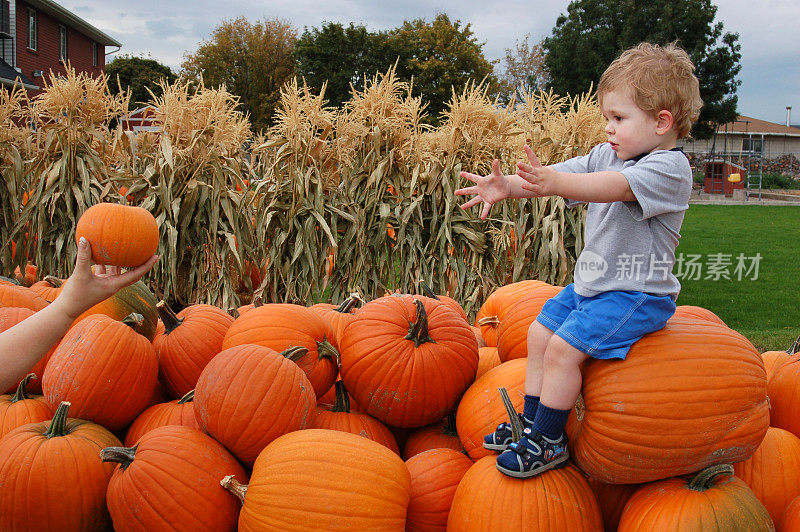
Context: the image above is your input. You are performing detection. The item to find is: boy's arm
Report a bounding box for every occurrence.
[517,145,636,203]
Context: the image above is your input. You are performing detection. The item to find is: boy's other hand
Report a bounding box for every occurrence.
[518,145,558,197]
[455,159,509,220]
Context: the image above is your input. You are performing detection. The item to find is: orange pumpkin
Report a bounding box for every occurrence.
[780,495,800,531]
[567,317,769,484]
[153,301,233,398]
[762,334,799,383]
[222,303,339,398]
[733,426,800,524]
[193,344,316,466]
[456,358,526,461]
[418,280,468,323]
[311,380,399,454]
[403,413,464,460]
[340,296,478,428]
[583,475,638,532]
[405,448,473,531]
[496,282,563,362]
[14,263,37,287]
[673,304,727,325]
[123,390,202,447]
[476,346,501,379]
[0,401,121,531]
[448,458,602,531]
[29,275,65,302]
[224,429,411,531]
[103,425,247,532]
[475,280,551,347]
[0,373,52,439]
[71,280,159,340]
[75,202,158,267]
[617,465,773,531]
[43,314,159,431]
[0,282,48,311]
[766,352,800,439]
[0,307,56,394]
[310,293,362,349]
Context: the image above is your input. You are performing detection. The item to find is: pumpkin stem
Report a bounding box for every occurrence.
[787,334,800,355]
[498,387,523,442]
[405,299,435,347]
[331,380,351,413]
[280,346,310,363]
[687,464,734,491]
[100,445,138,470]
[121,313,144,329]
[418,279,440,300]
[156,301,183,334]
[177,389,195,404]
[252,294,264,308]
[317,337,341,367]
[574,393,586,422]
[477,316,500,327]
[335,292,363,314]
[43,275,62,288]
[11,373,36,403]
[44,401,71,439]
[221,475,248,504]
[444,412,458,437]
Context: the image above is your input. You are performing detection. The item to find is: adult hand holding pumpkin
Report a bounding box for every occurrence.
[0,238,158,392]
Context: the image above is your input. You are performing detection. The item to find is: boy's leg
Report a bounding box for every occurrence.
[496,334,586,478]
[483,320,553,451]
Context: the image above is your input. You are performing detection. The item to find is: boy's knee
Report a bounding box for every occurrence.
[544,334,586,366]
[527,320,551,343]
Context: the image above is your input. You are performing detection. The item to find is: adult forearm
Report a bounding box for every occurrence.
[553,171,635,203]
[0,300,74,391]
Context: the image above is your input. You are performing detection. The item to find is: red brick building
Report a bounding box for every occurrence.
[0,0,120,94]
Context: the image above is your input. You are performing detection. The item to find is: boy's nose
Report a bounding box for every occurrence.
[605,122,614,134]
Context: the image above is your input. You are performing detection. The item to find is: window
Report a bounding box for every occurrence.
[27,9,37,51]
[92,42,97,66]
[0,1,10,35]
[59,25,67,62]
[742,137,762,154]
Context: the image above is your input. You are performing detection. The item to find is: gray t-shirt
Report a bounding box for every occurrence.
[551,142,692,300]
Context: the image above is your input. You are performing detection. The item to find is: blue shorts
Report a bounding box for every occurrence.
[536,284,676,360]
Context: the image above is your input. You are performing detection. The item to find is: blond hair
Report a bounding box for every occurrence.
[598,42,703,138]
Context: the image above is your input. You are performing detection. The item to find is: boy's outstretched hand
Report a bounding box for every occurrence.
[455,159,510,220]
[517,144,559,197]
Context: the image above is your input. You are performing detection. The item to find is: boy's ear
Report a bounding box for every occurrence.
[655,110,674,135]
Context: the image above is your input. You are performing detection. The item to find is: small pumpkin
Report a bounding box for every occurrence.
[496,282,563,362]
[761,334,799,383]
[103,425,247,532]
[43,314,159,432]
[124,389,202,446]
[0,401,121,531]
[0,282,48,311]
[474,280,551,347]
[0,373,52,439]
[310,293,363,349]
[71,280,159,340]
[617,464,774,531]
[766,350,800,439]
[476,346,501,379]
[29,275,65,302]
[75,202,158,267]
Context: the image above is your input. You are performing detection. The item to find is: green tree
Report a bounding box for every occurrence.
[106,55,177,107]
[543,0,741,139]
[390,14,500,124]
[182,17,297,130]
[295,22,397,108]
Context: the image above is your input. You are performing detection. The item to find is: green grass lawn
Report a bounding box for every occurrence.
[675,204,800,352]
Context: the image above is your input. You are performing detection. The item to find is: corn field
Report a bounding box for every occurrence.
[1,66,606,315]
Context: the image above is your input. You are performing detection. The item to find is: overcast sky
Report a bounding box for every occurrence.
[59,0,799,125]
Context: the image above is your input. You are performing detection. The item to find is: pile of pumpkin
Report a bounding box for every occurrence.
[1,205,799,531]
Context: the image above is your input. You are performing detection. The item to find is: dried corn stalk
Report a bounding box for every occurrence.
[0,84,30,276]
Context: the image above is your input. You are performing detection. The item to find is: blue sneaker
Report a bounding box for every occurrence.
[483,413,533,451]
[496,428,569,478]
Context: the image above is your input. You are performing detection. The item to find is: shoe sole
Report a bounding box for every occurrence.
[495,450,570,479]
[483,442,509,451]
